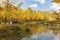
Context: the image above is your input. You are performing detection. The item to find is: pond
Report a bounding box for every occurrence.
[22,31,60,40]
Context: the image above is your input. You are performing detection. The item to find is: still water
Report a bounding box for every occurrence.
[22,31,60,40]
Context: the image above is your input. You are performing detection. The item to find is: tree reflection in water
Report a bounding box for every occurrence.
[22,31,58,40]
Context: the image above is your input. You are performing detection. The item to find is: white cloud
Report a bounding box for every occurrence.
[30,4,38,8]
[34,0,45,4]
[49,2,60,12]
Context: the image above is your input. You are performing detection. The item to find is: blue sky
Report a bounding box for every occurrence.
[21,0,52,11]
[0,0,60,11]
[21,0,60,11]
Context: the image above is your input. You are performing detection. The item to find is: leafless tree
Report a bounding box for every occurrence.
[0,0,24,7]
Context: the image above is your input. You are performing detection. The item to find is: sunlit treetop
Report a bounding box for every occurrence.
[52,0,60,3]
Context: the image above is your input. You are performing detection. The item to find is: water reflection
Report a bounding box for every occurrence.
[54,33,60,40]
[22,31,57,40]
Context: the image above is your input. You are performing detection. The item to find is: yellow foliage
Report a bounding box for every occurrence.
[36,11,45,21]
[31,26,37,34]
[37,27,46,34]
[52,0,60,3]
[44,11,57,21]
[45,29,51,33]
[0,3,59,22]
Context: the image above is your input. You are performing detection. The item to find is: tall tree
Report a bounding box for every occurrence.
[36,10,45,21]
[52,0,60,3]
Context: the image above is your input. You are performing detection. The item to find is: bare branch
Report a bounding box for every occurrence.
[10,0,19,4]
[17,2,23,7]
[0,0,24,7]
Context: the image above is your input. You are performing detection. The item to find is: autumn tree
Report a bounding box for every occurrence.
[36,10,45,21]
[44,11,57,21]
[57,12,60,20]
[52,0,60,3]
